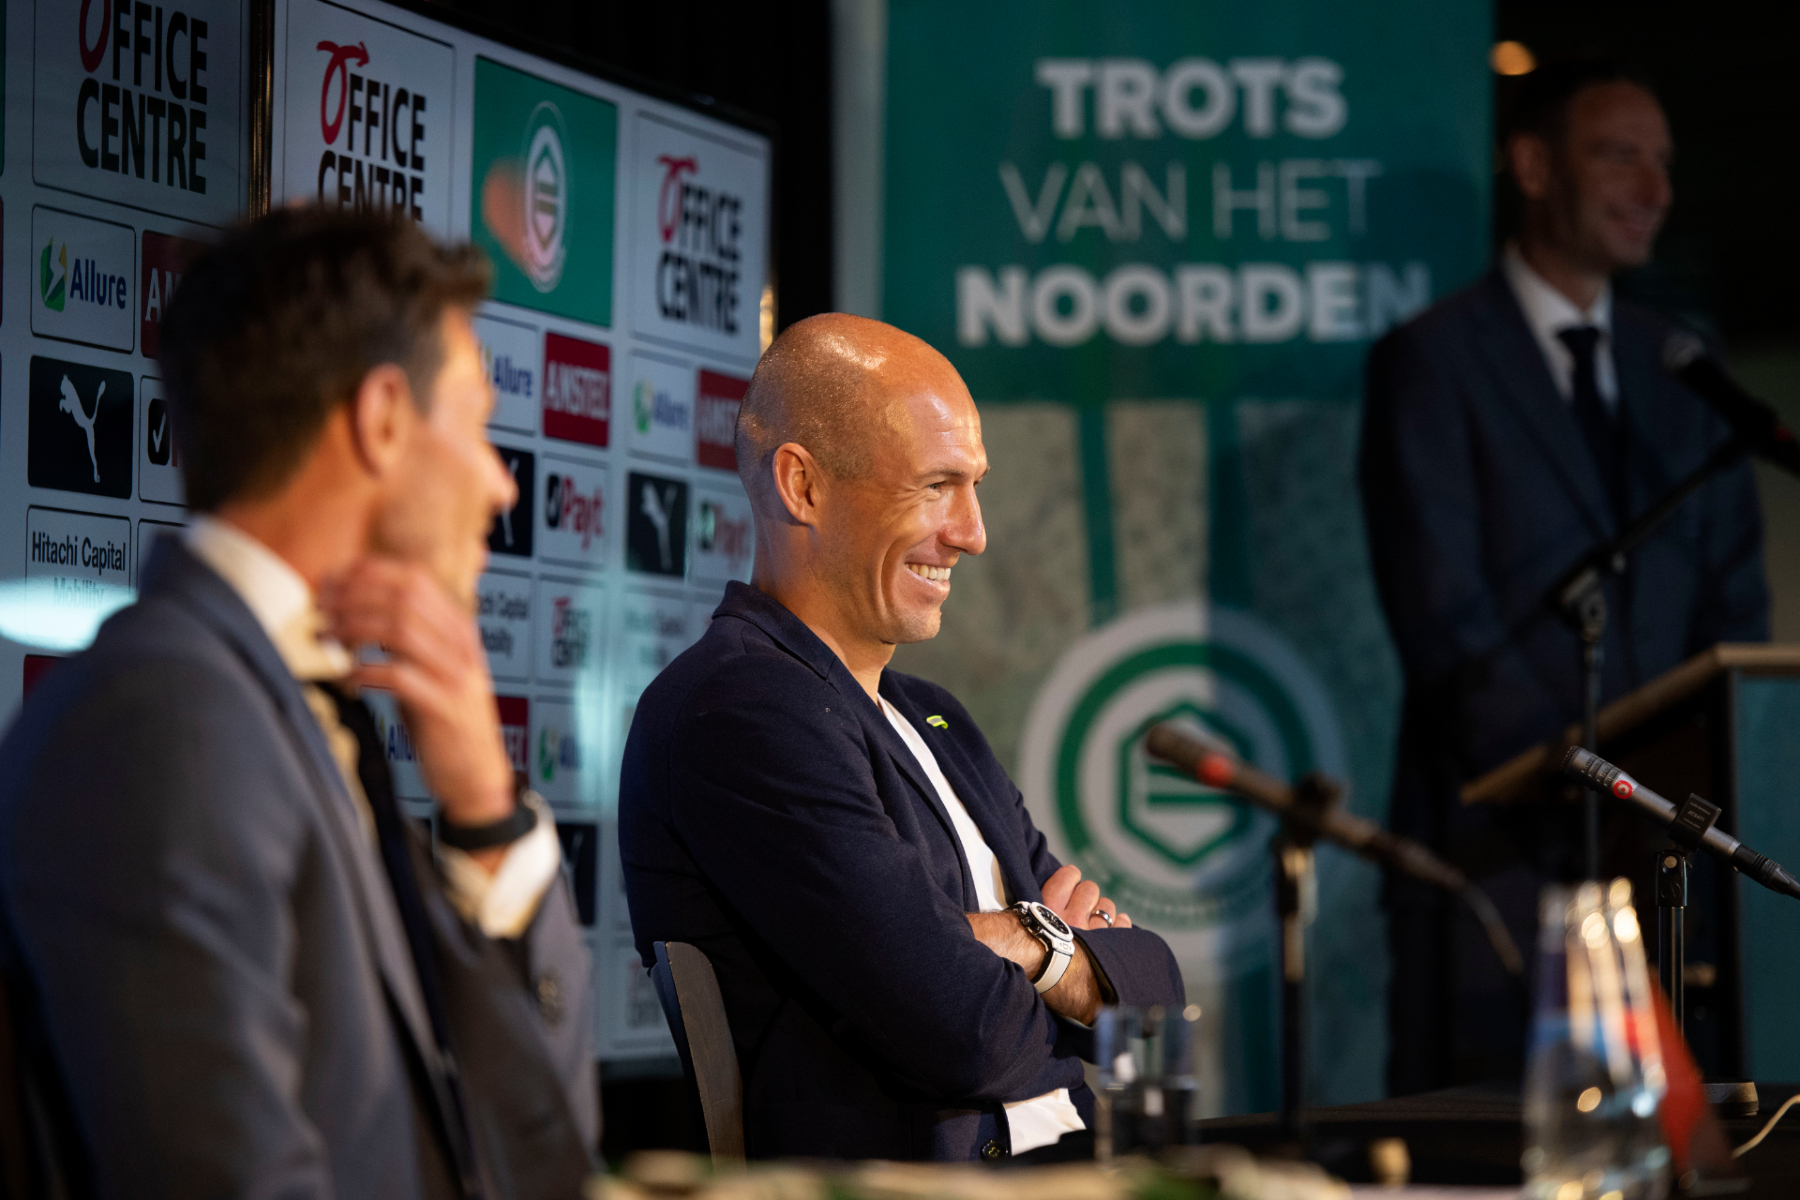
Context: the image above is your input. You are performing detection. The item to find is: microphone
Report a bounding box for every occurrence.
[1664,333,1800,478]
[1144,723,1524,974]
[1561,747,1800,900]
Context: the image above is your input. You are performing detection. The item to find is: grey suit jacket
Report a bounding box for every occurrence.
[0,538,597,1198]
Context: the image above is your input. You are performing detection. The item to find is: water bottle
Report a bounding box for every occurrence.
[1522,880,1672,1200]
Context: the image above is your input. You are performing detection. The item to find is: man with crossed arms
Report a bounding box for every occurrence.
[622,314,1183,1162]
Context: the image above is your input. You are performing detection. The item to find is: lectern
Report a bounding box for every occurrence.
[1463,643,1800,1080]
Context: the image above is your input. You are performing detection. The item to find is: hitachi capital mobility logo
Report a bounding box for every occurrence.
[521,102,569,292]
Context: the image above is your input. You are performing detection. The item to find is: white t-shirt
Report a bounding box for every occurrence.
[877,696,1086,1154]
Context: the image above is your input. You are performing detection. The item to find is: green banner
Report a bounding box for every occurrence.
[881,0,1491,1112]
[470,57,618,326]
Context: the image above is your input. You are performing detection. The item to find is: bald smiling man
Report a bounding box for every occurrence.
[619,314,1182,1163]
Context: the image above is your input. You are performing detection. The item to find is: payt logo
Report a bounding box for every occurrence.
[541,457,606,569]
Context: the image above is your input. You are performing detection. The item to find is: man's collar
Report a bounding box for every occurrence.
[713,580,857,683]
[184,516,353,681]
[1502,242,1613,336]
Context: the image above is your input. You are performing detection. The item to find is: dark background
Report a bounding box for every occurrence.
[443,0,1800,1155]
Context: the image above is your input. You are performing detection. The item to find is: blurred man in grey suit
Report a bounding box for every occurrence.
[1360,61,1768,1093]
[0,210,597,1197]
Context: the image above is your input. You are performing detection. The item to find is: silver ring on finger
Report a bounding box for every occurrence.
[1092,908,1114,925]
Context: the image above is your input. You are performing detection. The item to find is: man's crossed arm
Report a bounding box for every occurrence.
[966,864,1131,1025]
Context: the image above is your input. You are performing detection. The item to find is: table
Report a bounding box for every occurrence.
[1197,1082,1800,1196]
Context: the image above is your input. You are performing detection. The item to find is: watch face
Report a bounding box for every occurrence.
[1031,903,1071,938]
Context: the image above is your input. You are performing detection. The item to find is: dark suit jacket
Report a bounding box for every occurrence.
[620,583,1183,1161]
[0,539,598,1199]
[1358,269,1769,1087]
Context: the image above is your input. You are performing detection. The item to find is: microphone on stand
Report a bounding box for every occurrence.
[1560,747,1800,900]
[1144,723,1524,975]
[1664,333,1800,478]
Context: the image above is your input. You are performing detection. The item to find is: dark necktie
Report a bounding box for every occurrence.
[320,685,483,1198]
[1557,325,1625,521]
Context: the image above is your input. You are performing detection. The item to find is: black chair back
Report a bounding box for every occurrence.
[649,941,744,1163]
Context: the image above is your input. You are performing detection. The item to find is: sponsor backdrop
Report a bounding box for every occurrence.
[0,0,770,1066]
[0,0,254,728]
[868,1,1491,1111]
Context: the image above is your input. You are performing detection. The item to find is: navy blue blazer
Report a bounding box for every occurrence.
[1361,270,1768,838]
[1359,270,1768,1089]
[620,583,1183,1161]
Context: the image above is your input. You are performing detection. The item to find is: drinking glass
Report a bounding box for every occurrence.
[1094,1002,1201,1160]
[1522,880,1672,1200]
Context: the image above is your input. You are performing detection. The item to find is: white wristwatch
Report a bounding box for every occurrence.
[1010,900,1076,994]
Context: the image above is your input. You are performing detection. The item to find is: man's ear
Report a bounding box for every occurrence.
[769,441,828,528]
[1508,132,1553,202]
[347,363,417,479]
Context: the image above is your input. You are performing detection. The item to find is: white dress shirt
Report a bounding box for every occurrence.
[184,516,561,938]
[878,695,1086,1154]
[1501,243,1619,411]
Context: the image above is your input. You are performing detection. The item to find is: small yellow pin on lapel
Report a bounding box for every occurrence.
[926,715,949,729]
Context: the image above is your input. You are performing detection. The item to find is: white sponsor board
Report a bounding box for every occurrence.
[26,506,132,611]
[614,587,691,694]
[623,353,694,464]
[691,486,753,586]
[535,577,603,685]
[30,208,137,352]
[538,455,608,571]
[477,569,533,682]
[35,0,246,224]
[137,378,184,505]
[475,313,540,434]
[628,113,768,364]
[602,935,675,1055]
[278,0,455,232]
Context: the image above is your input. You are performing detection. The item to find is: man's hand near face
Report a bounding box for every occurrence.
[324,557,516,874]
[965,865,1132,1025]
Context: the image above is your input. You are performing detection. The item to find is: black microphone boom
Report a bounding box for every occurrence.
[1664,333,1800,479]
[1143,722,1524,975]
[1561,747,1800,900]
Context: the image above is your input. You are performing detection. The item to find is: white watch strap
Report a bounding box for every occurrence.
[1033,942,1072,994]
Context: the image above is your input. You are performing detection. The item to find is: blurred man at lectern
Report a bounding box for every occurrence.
[0,210,596,1196]
[1360,61,1769,1093]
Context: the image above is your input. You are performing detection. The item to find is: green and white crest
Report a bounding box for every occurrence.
[1020,602,1346,968]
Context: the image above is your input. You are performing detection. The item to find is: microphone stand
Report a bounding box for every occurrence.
[1273,772,1338,1149]
[1544,437,1747,878]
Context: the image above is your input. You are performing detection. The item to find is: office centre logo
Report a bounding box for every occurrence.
[1019,602,1345,941]
[522,102,568,292]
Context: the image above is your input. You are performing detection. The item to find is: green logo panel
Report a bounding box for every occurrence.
[470,57,617,326]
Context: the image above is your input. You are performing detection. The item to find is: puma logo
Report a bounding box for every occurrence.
[640,479,676,570]
[58,375,103,482]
